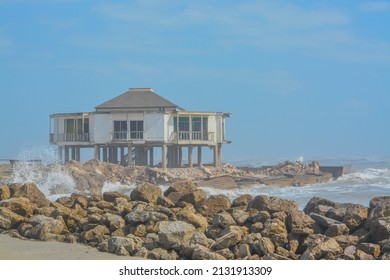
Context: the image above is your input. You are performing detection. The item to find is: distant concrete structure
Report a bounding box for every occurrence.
[49,88,231,168]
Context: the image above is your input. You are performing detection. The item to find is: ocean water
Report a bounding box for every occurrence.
[6,147,390,209]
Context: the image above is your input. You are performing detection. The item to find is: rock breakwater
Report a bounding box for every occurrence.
[1,181,389,260]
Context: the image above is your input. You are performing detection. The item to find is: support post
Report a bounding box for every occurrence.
[178,146,183,167]
[65,146,69,163]
[188,146,193,168]
[94,145,100,161]
[103,147,108,162]
[127,143,133,166]
[71,147,76,161]
[162,143,167,169]
[120,147,125,165]
[197,146,202,166]
[218,143,222,167]
[213,144,218,167]
[76,147,81,161]
[57,146,63,164]
[149,147,154,166]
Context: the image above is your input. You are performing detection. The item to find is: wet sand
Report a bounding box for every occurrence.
[0,234,142,260]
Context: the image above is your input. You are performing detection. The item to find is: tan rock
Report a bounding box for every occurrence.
[0,207,25,229]
[164,181,198,205]
[369,196,390,210]
[356,243,381,258]
[300,236,343,260]
[197,195,231,216]
[248,195,298,214]
[286,210,315,232]
[0,185,10,201]
[231,209,250,226]
[212,212,236,228]
[103,191,129,203]
[0,197,35,216]
[212,231,242,250]
[158,221,195,250]
[181,189,207,207]
[261,218,287,237]
[27,215,66,241]
[192,247,226,260]
[369,216,390,242]
[232,194,253,207]
[177,209,208,232]
[12,182,50,207]
[343,204,368,231]
[130,182,161,204]
[325,223,350,237]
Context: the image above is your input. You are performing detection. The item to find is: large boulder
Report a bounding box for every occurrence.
[158,221,195,250]
[310,213,342,228]
[342,204,368,231]
[248,195,298,214]
[303,197,339,215]
[212,212,236,228]
[300,236,343,260]
[197,195,231,216]
[356,243,381,258]
[0,197,35,216]
[369,196,390,210]
[180,189,207,207]
[124,208,168,226]
[369,217,390,243]
[365,205,390,229]
[192,247,226,260]
[177,209,208,232]
[261,218,287,237]
[0,185,10,201]
[232,194,253,207]
[164,181,198,205]
[103,191,129,203]
[212,230,242,250]
[107,235,143,256]
[80,225,110,246]
[286,210,315,233]
[0,207,25,229]
[26,215,66,241]
[11,182,50,207]
[130,183,161,204]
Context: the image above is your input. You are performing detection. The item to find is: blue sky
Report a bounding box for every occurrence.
[0,0,389,163]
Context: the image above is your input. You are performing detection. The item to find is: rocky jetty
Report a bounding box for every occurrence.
[1,181,389,260]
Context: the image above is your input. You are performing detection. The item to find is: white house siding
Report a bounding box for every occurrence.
[144,113,164,142]
[165,114,173,142]
[207,115,217,143]
[93,114,111,144]
[88,115,95,142]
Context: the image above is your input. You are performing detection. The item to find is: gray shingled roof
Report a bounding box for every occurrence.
[96,88,181,110]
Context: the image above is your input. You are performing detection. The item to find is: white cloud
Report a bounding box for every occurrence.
[90,1,390,63]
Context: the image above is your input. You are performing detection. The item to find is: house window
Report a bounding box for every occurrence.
[114,121,127,140]
[179,117,190,131]
[130,121,143,139]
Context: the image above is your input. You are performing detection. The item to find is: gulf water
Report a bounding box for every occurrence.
[6,147,390,209]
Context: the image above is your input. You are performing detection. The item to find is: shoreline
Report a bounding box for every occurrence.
[0,234,142,260]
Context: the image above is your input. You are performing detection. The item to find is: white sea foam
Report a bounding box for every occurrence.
[10,146,76,196]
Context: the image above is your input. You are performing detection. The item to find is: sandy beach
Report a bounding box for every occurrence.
[0,234,141,260]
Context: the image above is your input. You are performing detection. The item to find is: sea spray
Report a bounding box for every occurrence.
[10,146,76,196]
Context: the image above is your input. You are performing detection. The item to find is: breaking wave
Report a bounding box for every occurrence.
[9,146,76,196]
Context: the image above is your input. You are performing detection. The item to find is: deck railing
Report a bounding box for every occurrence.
[57,133,90,142]
[172,131,214,142]
[112,131,145,141]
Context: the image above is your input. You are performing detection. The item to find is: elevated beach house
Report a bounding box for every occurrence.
[49,88,231,168]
